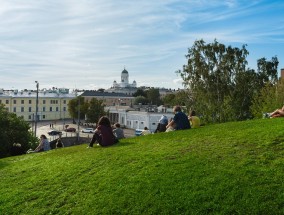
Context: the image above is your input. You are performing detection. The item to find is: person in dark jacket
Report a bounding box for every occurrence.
[166,106,191,131]
[88,116,118,147]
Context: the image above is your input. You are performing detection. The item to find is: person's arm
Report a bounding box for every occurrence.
[166,120,174,129]
[34,141,43,152]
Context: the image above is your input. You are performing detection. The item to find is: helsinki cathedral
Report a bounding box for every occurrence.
[105,68,137,95]
[112,68,137,88]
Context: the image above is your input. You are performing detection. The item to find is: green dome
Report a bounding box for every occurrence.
[122,68,128,74]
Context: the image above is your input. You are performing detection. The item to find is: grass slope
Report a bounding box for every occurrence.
[1,118,284,214]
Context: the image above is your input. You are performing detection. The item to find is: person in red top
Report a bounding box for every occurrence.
[88,116,118,147]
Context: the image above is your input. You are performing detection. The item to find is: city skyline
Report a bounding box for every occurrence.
[0,0,284,91]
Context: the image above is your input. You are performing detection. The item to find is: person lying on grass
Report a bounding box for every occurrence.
[268,105,284,118]
[88,116,119,148]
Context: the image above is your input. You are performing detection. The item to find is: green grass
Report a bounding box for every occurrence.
[1,118,284,214]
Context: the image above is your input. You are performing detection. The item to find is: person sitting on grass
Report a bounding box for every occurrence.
[141,127,151,135]
[27,134,50,153]
[154,115,168,133]
[188,110,200,128]
[113,123,125,139]
[165,118,176,132]
[56,133,64,148]
[268,105,284,118]
[88,116,119,148]
[166,105,191,131]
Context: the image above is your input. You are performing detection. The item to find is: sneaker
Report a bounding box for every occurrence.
[87,146,93,148]
[263,113,270,118]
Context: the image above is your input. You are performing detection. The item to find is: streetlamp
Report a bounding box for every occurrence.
[34,81,39,137]
[77,96,80,142]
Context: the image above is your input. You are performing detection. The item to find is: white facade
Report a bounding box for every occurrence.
[106,106,174,132]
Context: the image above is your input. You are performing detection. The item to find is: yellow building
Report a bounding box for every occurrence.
[0,88,75,121]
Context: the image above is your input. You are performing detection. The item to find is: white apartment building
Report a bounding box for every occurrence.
[106,106,174,132]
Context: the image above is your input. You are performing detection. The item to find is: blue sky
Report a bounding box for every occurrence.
[0,0,283,91]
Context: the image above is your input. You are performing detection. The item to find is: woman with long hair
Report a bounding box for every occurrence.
[27,134,50,153]
[88,116,118,147]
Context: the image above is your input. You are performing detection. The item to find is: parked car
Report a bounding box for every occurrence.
[48,130,63,136]
[135,129,143,136]
[81,128,94,133]
[65,127,76,132]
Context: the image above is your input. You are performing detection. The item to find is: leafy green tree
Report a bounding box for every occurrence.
[68,96,89,122]
[162,94,176,107]
[230,69,258,120]
[85,98,106,123]
[177,39,251,122]
[146,88,161,105]
[256,57,279,87]
[134,96,149,105]
[174,90,193,109]
[0,104,37,158]
[177,39,279,123]
[133,88,147,97]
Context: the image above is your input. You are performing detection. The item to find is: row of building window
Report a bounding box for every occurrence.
[13,107,67,112]
[28,115,46,120]
[0,99,66,105]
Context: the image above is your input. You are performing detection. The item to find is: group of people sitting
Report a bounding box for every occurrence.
[87,116,125,148]
[27,105,201,153]
[21,104,284,155]
[139,105,201,135]
[27,133,64,153]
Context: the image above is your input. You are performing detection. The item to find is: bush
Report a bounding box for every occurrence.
[0,105,38,158]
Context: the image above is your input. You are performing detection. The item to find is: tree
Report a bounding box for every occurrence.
[256,57,279,87]
[177,39,250,122]
[177,39,279,123]
[133,88,147,97]
[0,104,37,158]
[146,88,161,105]
[174,90,193,109]
[68,96,89,122]
[134,96,149,105]
[85,98,106,123]
[97,88,105,92]
[162,94,176,107]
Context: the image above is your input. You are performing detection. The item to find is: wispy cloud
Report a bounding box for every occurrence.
[0,0,283,90]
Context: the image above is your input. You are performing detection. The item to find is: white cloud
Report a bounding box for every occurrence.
[0,0,283,90]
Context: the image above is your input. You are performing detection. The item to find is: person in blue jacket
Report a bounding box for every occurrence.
[166,106,191,131]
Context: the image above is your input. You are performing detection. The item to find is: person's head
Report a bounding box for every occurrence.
[173,105,182,113]
[114,123,120,128]
[98,116,111,127]
[144,127,148,130]
[190,110,196,117]
[40,134,47,140]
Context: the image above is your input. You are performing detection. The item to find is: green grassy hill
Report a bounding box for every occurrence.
[1,118,284,214]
